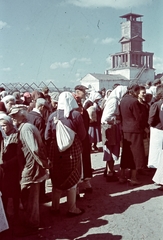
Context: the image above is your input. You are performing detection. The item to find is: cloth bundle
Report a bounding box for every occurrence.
[54,117,76,152]
[0,191,9,232]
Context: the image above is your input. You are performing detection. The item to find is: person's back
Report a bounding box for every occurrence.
[120,94,142,133]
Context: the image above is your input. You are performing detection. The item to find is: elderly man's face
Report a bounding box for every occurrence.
[11,112,24,127]
[0,120,11,134]
[75,89,86,99]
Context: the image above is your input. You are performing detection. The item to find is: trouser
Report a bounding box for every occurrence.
[52,185,77,212]
[21,183,40,228]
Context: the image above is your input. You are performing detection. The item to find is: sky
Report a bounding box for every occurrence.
[0,0,163,88]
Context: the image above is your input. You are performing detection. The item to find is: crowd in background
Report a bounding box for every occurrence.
[0,79,163,237]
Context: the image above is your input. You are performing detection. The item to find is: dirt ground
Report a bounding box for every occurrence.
[1,143,163,240]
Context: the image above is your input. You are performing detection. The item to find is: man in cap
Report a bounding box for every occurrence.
[73,85,93,194]
[74,85,88,101]
[42,86,51,104]
[49,92,59,113]
[9,105,49,237]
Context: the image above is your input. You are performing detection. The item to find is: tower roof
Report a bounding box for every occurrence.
[120,13,143,20]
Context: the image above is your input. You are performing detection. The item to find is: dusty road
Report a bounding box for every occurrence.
[1,144,163,240]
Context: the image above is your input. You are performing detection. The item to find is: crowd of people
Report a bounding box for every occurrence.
[0,79,163,237]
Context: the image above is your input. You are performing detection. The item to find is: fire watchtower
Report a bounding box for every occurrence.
[109,13,154,83]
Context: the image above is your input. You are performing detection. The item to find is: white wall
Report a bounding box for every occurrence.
[109,67,154,84]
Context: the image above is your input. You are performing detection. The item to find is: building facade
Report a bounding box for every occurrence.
[81,13,155,91]
[109,13,155,83]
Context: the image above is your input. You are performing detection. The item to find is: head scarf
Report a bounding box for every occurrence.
[0,114,13,126]
[12,91,21,100]
[88,91,102,102]
[0,91,8,99]
[57,91,78,118]
[1,95,16,107]
[104,89,112,100]
[106,85,127,104]
[0,114,15,138]
[101,86,127,124]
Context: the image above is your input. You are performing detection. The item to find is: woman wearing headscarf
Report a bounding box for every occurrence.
[100,89,112,110]
[148,84,163,169]
[119,83,145,185]
[0,115,20,218]
[0,90,8,100]
[152,103,163,191]
[101,85,127,182]
[83,91,102,151]
[45,92,86,217]
[1,95,16,113]
[152,102,163,191]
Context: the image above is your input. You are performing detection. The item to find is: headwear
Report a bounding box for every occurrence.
[23,92,31,98]
[12,92,21,100]
[8,104,27,116]
[153,79,161,86]
[88,91,102,102]
[106,85,127,103]
[83,91,101,107]
[146,80,152,85]
[104,89,112,100]
[0,91,8,98]
[74,85,88,92]
[50,92,59,102]
[0,114,13,125]
[42,86,49,93]
[101,85,127,124]
[57,91,78,118]
[1,95,16,106]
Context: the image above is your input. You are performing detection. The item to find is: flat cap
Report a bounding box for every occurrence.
[74,85,88,92]
[9,104,27,116]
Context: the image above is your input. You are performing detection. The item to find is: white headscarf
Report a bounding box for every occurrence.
[1,95,16,106]
[105,85,127,104]
[104,89,112,100]
[0,91,8,99]
[0,114,13,126]
[101,85,127,124]
[83,91,101,107]
[89,91,102,102]
[57,91,78,118]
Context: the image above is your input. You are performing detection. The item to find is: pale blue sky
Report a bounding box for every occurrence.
[0,0,163,88]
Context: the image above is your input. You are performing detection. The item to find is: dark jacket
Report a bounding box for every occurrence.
[148,99,163,130]
[120,94,142,133]
[27,110,46,142]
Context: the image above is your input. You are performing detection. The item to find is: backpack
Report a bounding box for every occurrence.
[54,117,76,152]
